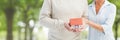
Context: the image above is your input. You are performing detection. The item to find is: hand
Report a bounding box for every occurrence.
[64,23,85,32]
[71,18,87,32]
[82,18,89,24]
[64,23,73,31]
[71,25,85,32]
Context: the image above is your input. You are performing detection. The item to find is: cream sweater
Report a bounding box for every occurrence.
[39,0,88,40]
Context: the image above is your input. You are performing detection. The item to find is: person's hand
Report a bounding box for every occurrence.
[64,23,85,32]
[82,18,89,24]
[71,25,85,32]
[64,23,73,31]
[72,18,88,32]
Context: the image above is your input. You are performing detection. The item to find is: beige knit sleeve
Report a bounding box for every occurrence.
[82,0,88,18]
[81,0,88,28]
[39,0,65,30]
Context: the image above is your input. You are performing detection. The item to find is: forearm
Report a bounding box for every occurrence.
[86,19,104,32]
[39,17,65,29]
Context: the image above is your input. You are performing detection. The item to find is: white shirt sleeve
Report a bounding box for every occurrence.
[101,4,116,35]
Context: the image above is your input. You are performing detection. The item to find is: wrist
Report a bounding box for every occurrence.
[86,20,89,24]
[85,18,89,24]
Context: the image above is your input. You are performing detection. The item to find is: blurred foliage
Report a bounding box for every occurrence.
[0,0,42,31]
[0,0,120,40]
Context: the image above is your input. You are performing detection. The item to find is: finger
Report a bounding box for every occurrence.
[72,30,76,32]
[72,27,78,32]
[78,27,85,32]
[74,26,81,32]
[72,26,81,32]
[64,23,72,31]
[72,28,80,32]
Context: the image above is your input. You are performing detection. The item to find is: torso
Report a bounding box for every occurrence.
[88,1,116,40]
[49,0,88,40]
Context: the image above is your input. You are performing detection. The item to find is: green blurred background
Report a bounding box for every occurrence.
[0,0,120,40]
